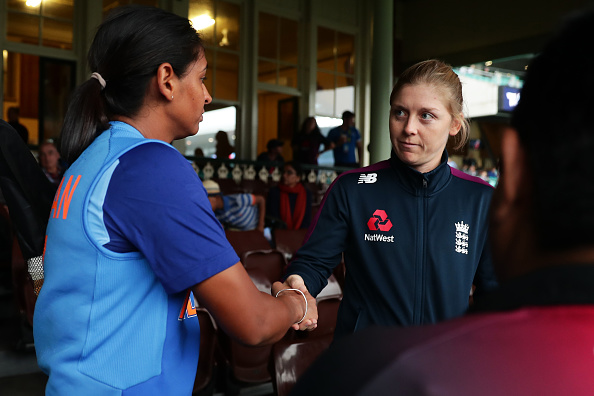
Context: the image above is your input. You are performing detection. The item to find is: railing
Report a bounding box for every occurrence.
[187,156,350,187]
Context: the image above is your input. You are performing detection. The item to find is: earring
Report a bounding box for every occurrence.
[171,95,174,99]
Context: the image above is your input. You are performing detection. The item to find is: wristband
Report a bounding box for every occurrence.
[275,288,308,324]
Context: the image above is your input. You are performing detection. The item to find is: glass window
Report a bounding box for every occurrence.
[7,0,74,50]
[315,28,355,118]
[257,12,299,87]
[258,13,277,59]
[215,52,239,101]
[279,19,298,64]
[190,0,241,103]
[183,106,237,158]
[103,0,159,19]
[216,1,240,51]
[42,19,73,50]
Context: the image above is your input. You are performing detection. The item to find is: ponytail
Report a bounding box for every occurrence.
[60,78,109,164]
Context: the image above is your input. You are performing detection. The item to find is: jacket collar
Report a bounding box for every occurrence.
[389,150,451,195]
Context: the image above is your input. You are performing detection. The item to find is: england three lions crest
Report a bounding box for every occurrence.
[455,221,469,255]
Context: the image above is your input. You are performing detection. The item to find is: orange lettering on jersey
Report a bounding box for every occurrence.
[178,290,198,321]
[60,175,81,219]
[51,178,65,219]
[55,175,81,220]
[43,235,47,261]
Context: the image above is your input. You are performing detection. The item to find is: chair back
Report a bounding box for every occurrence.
[272,228,307,260]
[240,249,286,284]
[193,307,218,395]
[225,229,271,257]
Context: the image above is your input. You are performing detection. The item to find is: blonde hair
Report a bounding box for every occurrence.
[390,60,469,150]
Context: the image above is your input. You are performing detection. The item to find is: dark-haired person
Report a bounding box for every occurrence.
[38,140,66,185]
[292,9,594,395]
[267,161,313,230]
[292,117,334,165]
[280,60,498,342]
[33,6,316,395]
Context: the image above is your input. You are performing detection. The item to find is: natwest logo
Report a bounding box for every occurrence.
[367,209,392,232]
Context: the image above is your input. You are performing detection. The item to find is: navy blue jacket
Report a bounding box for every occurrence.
[286,151,498,339]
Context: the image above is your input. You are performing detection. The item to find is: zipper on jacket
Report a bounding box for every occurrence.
[413,176,428,324]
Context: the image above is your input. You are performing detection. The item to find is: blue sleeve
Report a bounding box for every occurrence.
[354,127,361,142]
[103,143,239,294]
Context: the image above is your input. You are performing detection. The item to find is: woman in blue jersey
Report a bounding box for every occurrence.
[33,6,316,395]
[281,60,499,340]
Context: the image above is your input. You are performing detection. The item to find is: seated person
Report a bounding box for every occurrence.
[257,139,285,163]
[204,179,265,232]
[266,161,312,230]
[39,140,66,185]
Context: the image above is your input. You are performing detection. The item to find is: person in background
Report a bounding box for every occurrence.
[204,179,266,232]
[267,161,313,230]
[327,111,362,168]
[279,59,498,342]
[292,9,594,395]
[38,140,65,185]
[7,107,29,144]
[215,130,235,160]
[292,117,334,165]
[257,138,285,163]
[33,6,316,395]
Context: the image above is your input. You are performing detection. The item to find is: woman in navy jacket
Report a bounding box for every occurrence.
[282,60,499,340]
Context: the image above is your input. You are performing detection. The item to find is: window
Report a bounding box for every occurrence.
[190,0,241,102]
[315,27,355,118]
[103,1,159,18]
[257,12,298,88]
[7,0,74,50]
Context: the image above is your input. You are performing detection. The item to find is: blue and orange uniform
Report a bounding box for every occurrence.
[34,121,238,395]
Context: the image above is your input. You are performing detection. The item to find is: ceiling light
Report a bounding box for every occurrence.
[191,14,215,30]
[26,0,42,6]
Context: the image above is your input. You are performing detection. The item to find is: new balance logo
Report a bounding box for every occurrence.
[358,173,377,184]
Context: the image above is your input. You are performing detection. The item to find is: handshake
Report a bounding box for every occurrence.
[272,274,318,331]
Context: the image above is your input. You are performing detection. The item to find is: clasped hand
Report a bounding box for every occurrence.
[272,274,318,331]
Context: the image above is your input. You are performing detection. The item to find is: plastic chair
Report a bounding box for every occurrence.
[272,228,308,260]
[193,307,219,396]
[272,334,333,396]
[240,249,286,285]
[271,294,341,395]
[224,229,271,258]
[216,266,276,394]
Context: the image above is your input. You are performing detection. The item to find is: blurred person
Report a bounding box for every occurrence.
[204,179,266,232]
[267,161,313,230]
[279,59,498,342]
[257,138,285,163]
[292,9,594,396]
[292,117,334,165]
[38,140,65,185]
[215,130,235,159]
[33,6,317,395]
[7,107,29,144]
[328,111,362,168]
